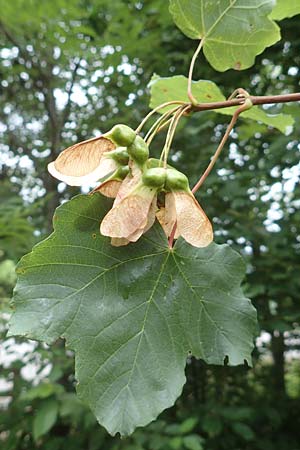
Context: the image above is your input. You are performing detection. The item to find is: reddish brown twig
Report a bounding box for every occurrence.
[189,92,300,113]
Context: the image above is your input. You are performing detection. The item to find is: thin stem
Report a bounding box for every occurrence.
[192,100,251,194]
[145,105,182,144]
[135,100,188,134]
[168,222,177,249]
[167,90,300,249]
[160,111,181,167]
[188,40,204,105]
[162,105,190,168]
[189,92,300,112]
[146,117,173,147]
[165,105,191,164]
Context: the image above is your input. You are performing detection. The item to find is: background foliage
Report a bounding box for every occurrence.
[0,0,299,449]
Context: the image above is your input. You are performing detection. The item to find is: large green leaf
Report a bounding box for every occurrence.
[149,75,294,134]
[169,0,280,71]
[8,194,257,436]
[270,0,300,20]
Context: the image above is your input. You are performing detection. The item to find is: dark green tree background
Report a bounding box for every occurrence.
[0,1,299,449]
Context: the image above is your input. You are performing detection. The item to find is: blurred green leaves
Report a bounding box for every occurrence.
[0,182,36,261]
[33,398,58,442]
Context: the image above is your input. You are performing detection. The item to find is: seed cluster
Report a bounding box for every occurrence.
[48,124,213,247]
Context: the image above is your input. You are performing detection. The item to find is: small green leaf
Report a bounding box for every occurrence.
[231,422,255,441]
[149,75,294,134]
[9,194,257,436]
[270,0,300,20]
[221,406,254,421]
[170,437,183,450]
[33,398,58,442]
[202,415,223,437]
[59,393,85,425]
[183,434,204,450]
[179,417,198,434]
[48,365,64,383]
[165,423,182,435]
[169,0,280,71]
[20,382,63,401]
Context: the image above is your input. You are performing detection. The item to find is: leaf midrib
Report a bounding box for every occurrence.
[82,250,172,433]
[76,250,170,383]
[117,251,171,428]
[203,0,238,42]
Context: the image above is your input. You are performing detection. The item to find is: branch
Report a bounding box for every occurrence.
[189,92,300,113]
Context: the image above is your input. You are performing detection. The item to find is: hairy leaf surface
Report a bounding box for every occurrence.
[149,75,294,134]
[169,0,280,71]
[9,194,257,436]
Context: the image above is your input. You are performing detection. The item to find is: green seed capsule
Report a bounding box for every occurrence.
[146,158,161,169]
[113,165,130,180]
[165,168,189,191]
[107,124,136,147]
[109,148,129,165]
[127,136,149,165]
[142,168,166,188]
[146,158,173,170]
